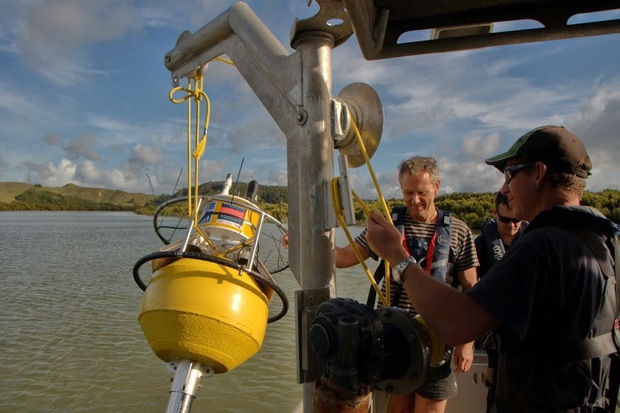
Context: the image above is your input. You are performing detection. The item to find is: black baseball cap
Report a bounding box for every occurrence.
[485,125,592,179]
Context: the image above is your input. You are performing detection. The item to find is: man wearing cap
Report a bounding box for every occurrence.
[364,125,619,412]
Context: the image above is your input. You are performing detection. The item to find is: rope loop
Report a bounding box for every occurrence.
[332,114,399,307]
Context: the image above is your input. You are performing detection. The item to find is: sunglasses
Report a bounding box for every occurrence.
[503,162,534,184]
[497,213,520,224]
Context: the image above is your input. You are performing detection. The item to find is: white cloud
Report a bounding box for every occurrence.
[461,132,501,160]
[439,158,503,194]
[198,158,227,183]
[129,144,163,166]
[75,159,102,182]
[63,133,100,161]
[23,159,77,186]
[566,78,620,191]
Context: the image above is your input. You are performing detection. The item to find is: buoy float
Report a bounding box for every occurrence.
[139,257,272,373]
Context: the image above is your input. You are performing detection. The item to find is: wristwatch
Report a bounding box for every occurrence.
[391,256,417,284]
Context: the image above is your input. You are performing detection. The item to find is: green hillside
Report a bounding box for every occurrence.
[0,182,34,203]
[0,182,156,211]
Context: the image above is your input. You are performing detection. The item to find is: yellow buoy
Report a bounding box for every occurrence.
[139,257,272,373]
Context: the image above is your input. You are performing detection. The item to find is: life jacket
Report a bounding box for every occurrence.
[495,208,619,412]
[394,206,453,282]
[478,218,506,266]
[366,207,452,307]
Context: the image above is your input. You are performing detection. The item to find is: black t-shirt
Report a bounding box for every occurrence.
[466,206,617,411]
[469,225,605,342]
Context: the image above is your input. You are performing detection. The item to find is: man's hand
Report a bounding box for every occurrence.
[452,342,474,373]
[366,210,408,265]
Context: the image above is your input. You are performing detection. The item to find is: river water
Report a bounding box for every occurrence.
[0,212,375,413]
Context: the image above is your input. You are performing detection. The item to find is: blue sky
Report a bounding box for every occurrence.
[1,1,619,199]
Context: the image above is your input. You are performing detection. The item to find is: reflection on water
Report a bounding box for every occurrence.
[0,212,374,413]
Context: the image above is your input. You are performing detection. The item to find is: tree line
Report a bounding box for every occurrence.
[0,188,134,212]
[2,184,618,231]
[256,189,620,230]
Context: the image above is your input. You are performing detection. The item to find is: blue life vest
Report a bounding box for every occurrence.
[476,218,506,279]
[367,207,454,308]
[391,206,453,283]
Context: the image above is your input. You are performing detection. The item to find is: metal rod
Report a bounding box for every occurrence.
[165,360,211,413]
[180,197,203,252]
[245,212,265,271]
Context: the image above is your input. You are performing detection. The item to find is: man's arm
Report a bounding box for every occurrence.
[335,241,370,269]
[365,210,499,346]
[457,268,478,291]
[284,233,370,269]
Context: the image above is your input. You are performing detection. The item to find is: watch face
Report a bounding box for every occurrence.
[392,257,415,283]
[392,268,401,283]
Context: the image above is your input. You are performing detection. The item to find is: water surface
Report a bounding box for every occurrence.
[0,212,373,413]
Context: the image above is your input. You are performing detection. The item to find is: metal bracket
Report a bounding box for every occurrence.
[295,287,332,383]
[330,97,349,141]
[338,155,356,226]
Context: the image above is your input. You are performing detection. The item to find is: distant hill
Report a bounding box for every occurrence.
[0,182,36,203]
[0,182,156,211]
[0,181,288,213]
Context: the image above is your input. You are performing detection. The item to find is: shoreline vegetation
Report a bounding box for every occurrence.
[1,181,618,230]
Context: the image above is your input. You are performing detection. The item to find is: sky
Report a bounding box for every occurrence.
[1,0,619,199]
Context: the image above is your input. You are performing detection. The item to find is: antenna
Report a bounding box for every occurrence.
[231,158,245,197]
[171,167,183,195]
[145,172,156,197]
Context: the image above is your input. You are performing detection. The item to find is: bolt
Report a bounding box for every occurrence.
[296,108,308,125]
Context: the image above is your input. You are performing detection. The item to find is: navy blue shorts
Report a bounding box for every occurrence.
[416,362,458,400]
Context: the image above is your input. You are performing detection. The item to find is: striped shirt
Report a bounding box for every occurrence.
[356,209,479,311]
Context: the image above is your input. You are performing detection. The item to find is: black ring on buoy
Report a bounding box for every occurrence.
[133,250,289,323]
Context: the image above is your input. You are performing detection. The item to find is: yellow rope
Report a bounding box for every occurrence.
[331,178,389,307]
[167,58,252,255]
[348,115,392,223]
[214,56,234,66]
[168,65,214,244]
[330,112,399,307]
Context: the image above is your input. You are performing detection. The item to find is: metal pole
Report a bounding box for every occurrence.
[165,360,212,413]
[288,30,337,413]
